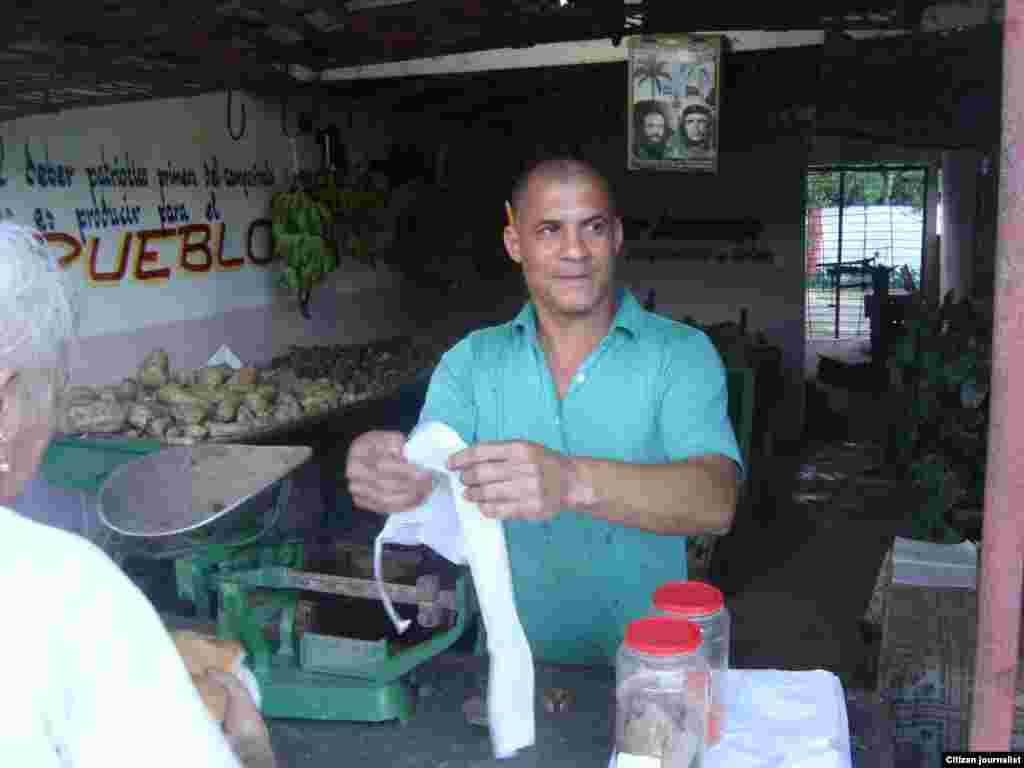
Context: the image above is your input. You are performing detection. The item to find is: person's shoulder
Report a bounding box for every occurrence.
[438,318,522,369]
[637,311,722,367]
[0,505,89,557]
[638,309,709,346]
[0,506,130,596]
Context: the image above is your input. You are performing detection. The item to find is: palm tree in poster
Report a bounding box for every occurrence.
[633,55,672,99]
[684,63,715,105]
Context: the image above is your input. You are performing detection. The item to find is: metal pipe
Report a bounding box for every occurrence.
[835,171,846,339]
[969,6,1024,750]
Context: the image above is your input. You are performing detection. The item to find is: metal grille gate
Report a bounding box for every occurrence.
[804,166,929,340]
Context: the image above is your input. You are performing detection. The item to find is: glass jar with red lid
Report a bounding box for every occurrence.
[650,581,730,746]
[614,616,709,768]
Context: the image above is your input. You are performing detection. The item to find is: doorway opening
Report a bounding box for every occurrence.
[804,166,930,343]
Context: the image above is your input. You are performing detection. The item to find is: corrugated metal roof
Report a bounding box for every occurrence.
[1,1,930,122]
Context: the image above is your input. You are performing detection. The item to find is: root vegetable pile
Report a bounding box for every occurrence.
[61,336,446,444]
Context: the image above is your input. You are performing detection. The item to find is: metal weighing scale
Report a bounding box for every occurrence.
[94,441,473,724]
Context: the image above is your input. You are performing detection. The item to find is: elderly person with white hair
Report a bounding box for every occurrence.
[0,221,276,768]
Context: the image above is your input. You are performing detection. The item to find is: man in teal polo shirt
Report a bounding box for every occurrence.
[346,157,742,665]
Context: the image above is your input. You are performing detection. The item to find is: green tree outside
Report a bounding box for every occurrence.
[807,168,932,210]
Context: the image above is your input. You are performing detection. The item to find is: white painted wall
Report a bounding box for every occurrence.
[0,92,433,386]
[0,91,488,539]
[1,92,323,335]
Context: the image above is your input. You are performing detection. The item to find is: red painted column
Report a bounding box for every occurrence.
[970,6,1024,750]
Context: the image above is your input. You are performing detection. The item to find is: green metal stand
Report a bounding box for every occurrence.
[258,657,416,723]
[41,435,475,725]
[214,569,471,724]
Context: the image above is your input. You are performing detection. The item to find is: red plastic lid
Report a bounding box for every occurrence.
[652,581,724,618]
[623,616,703,655]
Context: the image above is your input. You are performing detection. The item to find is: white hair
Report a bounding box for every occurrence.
[0,221,78,416]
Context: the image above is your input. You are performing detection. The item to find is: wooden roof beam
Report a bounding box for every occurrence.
[0,82,223,123]
[2,4,327,70]
[238,0,344,54]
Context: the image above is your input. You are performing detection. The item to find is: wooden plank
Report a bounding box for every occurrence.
[3,2,322,60]
[2,13,183,50]
[874,582,1024,754]
[1,10,324,81]
[1,70,206,95]
[0,84,221,122]
[644,1,915,28]
[1,45,209,84]
[0,47,305,104]
[240,0,341,53]
[320,32,828,81]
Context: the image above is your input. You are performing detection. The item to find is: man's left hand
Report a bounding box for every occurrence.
[447,441,580,521]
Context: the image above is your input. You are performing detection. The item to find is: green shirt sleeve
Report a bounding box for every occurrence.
[657,329,745,480]
[417,334,478,446]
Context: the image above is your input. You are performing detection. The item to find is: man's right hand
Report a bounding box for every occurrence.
[345,430,435,515]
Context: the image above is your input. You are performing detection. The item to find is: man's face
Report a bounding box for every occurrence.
[503,172,621,322]
[643,113,667,146]
[684,112,711,145]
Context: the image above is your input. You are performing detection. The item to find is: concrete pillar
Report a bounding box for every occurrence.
[970,7,1024,750]
[941,149,982,301]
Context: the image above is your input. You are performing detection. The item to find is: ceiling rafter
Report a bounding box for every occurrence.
[3,3,327,69]
[238,0,344,52]
[1,83,225,122]
[0,69,207,96]
[0,43,296,93]
[0,0,944,123]
[1,45,207,85]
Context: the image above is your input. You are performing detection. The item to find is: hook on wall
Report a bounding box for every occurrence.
[227,89,247,141]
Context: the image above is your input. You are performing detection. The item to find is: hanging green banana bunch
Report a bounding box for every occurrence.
[271,186,338,316]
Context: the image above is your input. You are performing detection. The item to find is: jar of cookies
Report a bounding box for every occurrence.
[651,581,730,746]
[614,616,709,768]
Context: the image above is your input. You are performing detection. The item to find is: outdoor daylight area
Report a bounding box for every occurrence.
[805,167,933,340]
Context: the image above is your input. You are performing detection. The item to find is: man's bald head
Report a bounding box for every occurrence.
[508,157,617,221]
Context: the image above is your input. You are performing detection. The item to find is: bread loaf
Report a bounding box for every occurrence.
[172,630,252,724]
[193,673,231,723]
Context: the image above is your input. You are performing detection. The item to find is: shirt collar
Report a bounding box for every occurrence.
[513,286,643,341]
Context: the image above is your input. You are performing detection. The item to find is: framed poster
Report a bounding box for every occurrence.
[628,35,723,174]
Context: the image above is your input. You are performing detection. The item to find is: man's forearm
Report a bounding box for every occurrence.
[564,454,738,536]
